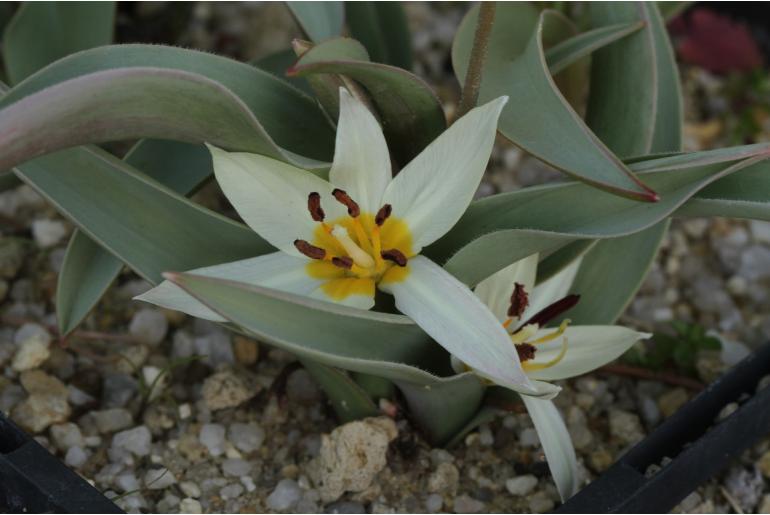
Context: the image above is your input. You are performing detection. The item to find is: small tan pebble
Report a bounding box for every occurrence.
[281,464,299,479]
[758,494,770,514]
[233,336,259,365]
[588,448,614,473]
[758,451,770,479]
[658,388,689,418]
[179,498,202,514]
[12,335,50,372]
[201,368,260,411]
[427,462,459,495]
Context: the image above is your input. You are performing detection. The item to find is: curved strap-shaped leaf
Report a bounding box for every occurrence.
[286,1,344,43]
[586,2,682,156]
[15,145,271,285]
[289,37,446,165]
[0,67,328,172]
[301,360,379,423]
[569,2,682,325]
[0,44,335,164]
[564,220,671,325]
[430,149,770,286]
[677,163,770,221]
[545,21,644,75]
[165,271,469,388]
[2,2,115,85]
[56,140,213,336]
[345,2,413,70]
[452,5,656,201]
[396,374,486,446]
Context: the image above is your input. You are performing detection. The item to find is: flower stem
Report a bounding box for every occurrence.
[456,2,497,120]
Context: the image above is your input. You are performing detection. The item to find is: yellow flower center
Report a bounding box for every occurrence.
[295,190,414,301]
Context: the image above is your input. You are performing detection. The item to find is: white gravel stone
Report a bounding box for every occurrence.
[31,219,68,248]
[64,446,88,468]
[425,493,443,513]
[241,476,256,493]
[228,422,264,453]
[180,498,202,514]
[180,481,202,498]
[115,473,141,493]
[12,332,50,371]
[518,428,540,447]
[112,426,152,457]
[50,422,84,451]
[145,468,177,490]
[199,423,227,456]
[505,475,538,496]
[266,478,302,511]
[220,483,244,500]
[91,408,134,434]
[129,309,168,346]
[222,458,251,477]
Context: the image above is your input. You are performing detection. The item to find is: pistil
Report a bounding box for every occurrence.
[331,225,375,269]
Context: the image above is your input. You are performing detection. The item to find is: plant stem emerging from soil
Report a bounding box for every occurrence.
[456,2,497,120]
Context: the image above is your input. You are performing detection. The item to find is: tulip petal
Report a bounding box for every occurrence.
[310,277,376,310]
[526,326,650,381]
[380,255,534,393]
[523,256,582,321]
[329,89,391,213]
[208,144,347,257]
[135,251,319,321]
[382,97,507,251]
[521,395,579,501]
[474,253,538,322]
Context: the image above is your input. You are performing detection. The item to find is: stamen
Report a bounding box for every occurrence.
[523,336,569,372]
[307,192,325,222]
[351,217,373,254]
[332,188,360,217]
[331,225,375,268]
[294,239,326,260]
[375,204,392,226]
[507,282,529,318]
[520,294,580,328]
[371,226,384,268]
[502,318,513,329]
[515,343,537,362]
[510,324,538,344]
[381,249,407,267]
[332,256,353,270]
[530,319,571,345]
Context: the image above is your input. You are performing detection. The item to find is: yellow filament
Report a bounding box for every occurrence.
[502,318,513,329]
[530,319,571,345]
[523,336,569,372]
[510,324,539,344]
[331,225,375,269]
[351,217,373,254]
[371,225,384,268]
[321,222,333,234]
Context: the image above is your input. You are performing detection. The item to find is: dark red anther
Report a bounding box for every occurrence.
[375,204,392,226]
[515,343,537,362]
[294,239,326,260]
[381,249,407,267]
[307,192,325,222]
[332,188,360,217]
[332,256,354,270]
[521,294,580,328]
[507,282,529,318]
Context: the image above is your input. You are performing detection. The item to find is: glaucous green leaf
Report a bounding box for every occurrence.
[658,1,691,22]
[346,2,413,70]
[430,148,770,286]
[15,146,271,285]
[586,2,682,156]
[563,220,670,325]
[0,67,329,173]
[545,21,644,75]
[289,37,445,165]
[302,360,379,423]
[452,5,656,201]
[254,49,313,95]
[397,374,486,446]
[286,1,344,42]
[2,2,115,85]
[164,271,466,387]
[0,44,335,165]
[56,140,213,336]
